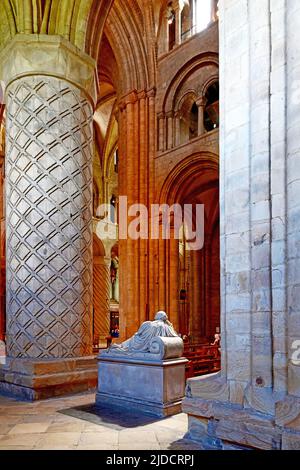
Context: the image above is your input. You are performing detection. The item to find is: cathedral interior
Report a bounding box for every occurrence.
[0,0,299,451]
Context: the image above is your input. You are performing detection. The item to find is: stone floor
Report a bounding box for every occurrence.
[0,392,203,450]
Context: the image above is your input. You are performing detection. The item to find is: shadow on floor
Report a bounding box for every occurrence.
[59,403,165,430]
[166,438,205,450]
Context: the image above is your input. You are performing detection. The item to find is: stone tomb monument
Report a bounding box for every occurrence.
[96,312,188,417]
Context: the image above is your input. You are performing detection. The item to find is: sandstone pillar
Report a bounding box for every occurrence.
[93,256,111,344]
[190,249,202,342]
[164,11,170,54]
[118,89,156,339]
[196,97,206,136]
[174,3,182,46]
[204,240,212,336]
[119,93,139,339]
[167,111,174,150]
[0,35,97,400]
[174,112,181,147]
[158,113,165,152]
[147,88,157,320]
[183,0,300,450]
[167,227,179,332]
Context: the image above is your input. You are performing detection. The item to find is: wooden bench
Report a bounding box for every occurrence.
[184,343,221,379]
[185,356,221,378]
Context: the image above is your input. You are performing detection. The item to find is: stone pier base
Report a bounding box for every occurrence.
[183,397,281,450]
[0,356,97,401]
[182,374,300,450]
[96,355,188,417]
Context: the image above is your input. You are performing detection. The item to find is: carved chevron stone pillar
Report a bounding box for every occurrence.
[0,35,98,400]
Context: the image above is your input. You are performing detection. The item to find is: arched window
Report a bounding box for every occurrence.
[178,93,198,144]
[194,0,212,33]
[204,82,219,132]
[114,149,119,173]
[189,102,198,139]
[110,194,117,223]
[189,0,219,36]
[167,4,176,50]
[181,2,193,41]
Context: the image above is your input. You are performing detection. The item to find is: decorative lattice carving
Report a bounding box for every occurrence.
[5,76,93,358]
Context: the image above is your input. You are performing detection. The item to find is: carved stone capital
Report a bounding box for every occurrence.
[120,90,138,108]
[196,97,207,108]
[146,87,156,99]
[0,34,97,107]
[137,90,147,101]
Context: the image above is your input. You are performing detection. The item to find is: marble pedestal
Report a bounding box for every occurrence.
[0,356,97,401]
[96,355,188,417]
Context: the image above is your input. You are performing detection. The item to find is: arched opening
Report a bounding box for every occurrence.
[179,93,198,144]
[159,154,220,371]
[178,164,220,343]
[204,81,219,132]
[167,5,176,51]
[181,1,193,41]
[179,0,219,43]
[194,0,213,33]
[189,102,199,139]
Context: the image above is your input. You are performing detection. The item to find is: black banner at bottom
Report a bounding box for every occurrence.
[0,450,299,467]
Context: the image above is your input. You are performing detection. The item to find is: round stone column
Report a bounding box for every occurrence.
[0,35,97,399]
[196,97,206,136]
[190,249,202,342]
[6,74,94,358]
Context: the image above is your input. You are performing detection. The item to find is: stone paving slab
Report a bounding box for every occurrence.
[0,392,204,450]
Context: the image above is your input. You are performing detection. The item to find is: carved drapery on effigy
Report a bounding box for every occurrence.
[5,76,94,358]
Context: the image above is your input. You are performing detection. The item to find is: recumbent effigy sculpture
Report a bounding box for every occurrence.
[96,311,188,417]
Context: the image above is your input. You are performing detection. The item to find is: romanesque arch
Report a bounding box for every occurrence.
[157,152,219,337]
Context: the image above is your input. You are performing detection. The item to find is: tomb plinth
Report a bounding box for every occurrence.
[96,312,188,417]
[96,336,188,417]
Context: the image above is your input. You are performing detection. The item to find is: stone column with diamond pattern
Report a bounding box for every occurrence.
[0,35,98,400]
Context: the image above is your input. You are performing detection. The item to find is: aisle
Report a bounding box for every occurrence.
[0,393,204,450]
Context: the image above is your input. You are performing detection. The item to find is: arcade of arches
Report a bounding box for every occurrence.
[0,0,300,450]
